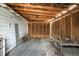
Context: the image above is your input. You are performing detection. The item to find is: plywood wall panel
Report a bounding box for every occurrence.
[72,11,79,42]
[51,6,79,42]
[28,22,50,38]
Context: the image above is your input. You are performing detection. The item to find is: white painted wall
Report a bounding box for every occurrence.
[0,5,28,53]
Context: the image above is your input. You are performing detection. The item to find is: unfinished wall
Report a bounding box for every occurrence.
[28,22,50,38]
[51,6,79,42]
[0,5,28,53]
[71,10,79,42]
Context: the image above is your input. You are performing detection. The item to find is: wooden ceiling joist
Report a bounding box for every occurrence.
[17,11,55,17]
[22,15,53,19]
[7,3,71,22]
[7,3,63,11]
[11,7,60,15]
[7,4,63,12]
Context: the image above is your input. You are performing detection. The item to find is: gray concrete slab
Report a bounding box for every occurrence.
[0,48,3,56]
[0,40,3,56]
[63,47,79,56]
[8,39,56,56]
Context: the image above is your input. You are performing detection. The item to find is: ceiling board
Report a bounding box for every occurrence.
[7,3,71,22]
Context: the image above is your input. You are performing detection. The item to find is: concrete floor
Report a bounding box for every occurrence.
[0,48,3,56]
[0,41,3,56]
[0,45,3,56]
[7,38,79,56]
[63,47,79,56]
[8,39,56,56]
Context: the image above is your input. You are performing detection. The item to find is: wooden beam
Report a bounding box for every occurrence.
[7,4,63,12]
[22,16,52,22]
[7,3,63,11]
[21,14,52,22]
[22,14,53,19]
[28,20,46,22]
[17,11,55,17]
[11,7,60,15]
